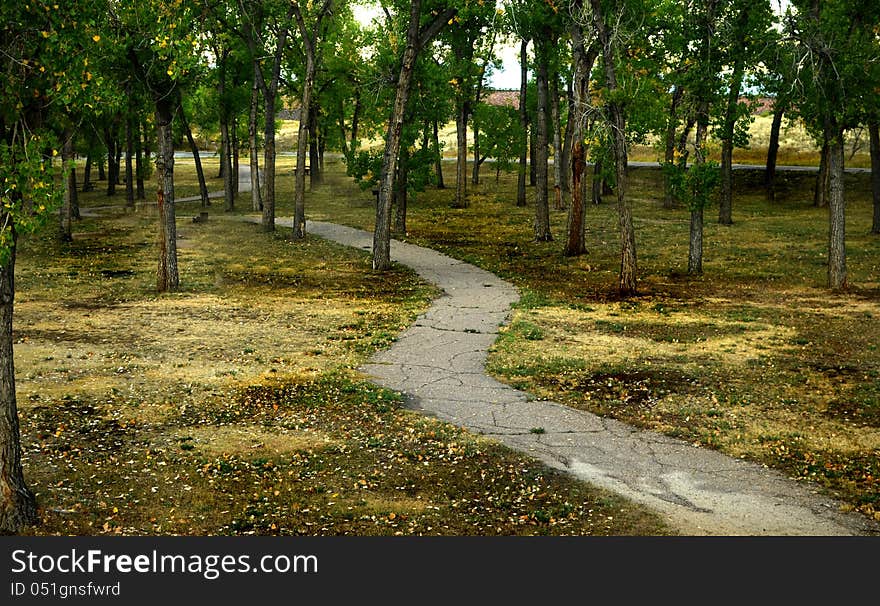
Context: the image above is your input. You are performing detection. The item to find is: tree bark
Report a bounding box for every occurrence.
[517,37,528,207]
[249,79,263,212]
[827,127,847,290]
[814,140,830,207]
[60,129,75,242]
[870,119,880,234]
[373,2,455,270]
[560,77,574,209]
[718,56,744,225]
[453,95,469,208]
[534,48,552,241]
[394,147,409,235]
[0,232,38,535]
[82,150,94,193]
[433,119,445,188]
[293,56,314,239]
[663,86,684,209]
[232,116,240,196]
[136,121,146,200]
[262,94,277,230]
[155,99,179,293]
[179,102,210,208]
[292,0,333,239]
[689,103,710,275]
[125,115,135,208]
[591,0,636,295]
[591,158,603,205]
[550,71,564,210]
[688,206,704,275]
[105,125,117,196]
[564,29,596,257]
[309,105,321,187]
[765,103,784,201]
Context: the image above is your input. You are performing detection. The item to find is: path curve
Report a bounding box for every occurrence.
[263,218,878,536]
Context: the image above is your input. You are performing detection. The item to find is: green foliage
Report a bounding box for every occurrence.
[0,137,62,264]
[473,102,522,176]
[346,149,384,191]
[663,160,720,212]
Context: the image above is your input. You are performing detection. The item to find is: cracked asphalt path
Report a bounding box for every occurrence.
[274,219,880,537]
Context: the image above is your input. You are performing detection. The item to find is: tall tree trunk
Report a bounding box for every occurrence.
[373,1,454,270]
[0,231,38,535]
[870,119,880,234]
[351,88,361,149]
[814,140,830,207]
[517,37,528,207]
[718,56,744,225]
[179,101,210,208]
[591,0,636,295]
[689,104,710,275]
[309,105,321,187]
[292,0,333,238]
[394,147,409,235]
[529,124,537,186]
[232,116,240,197]
[155,99,179,293]
[591,158,603,205]
[534,49,552,241]
[453,96,468,208]
[471,110,481,186]
[220,115,234,211]
[262,93,277,230]
[216,48,233,211]
[765,103,784,201]
[564,29,596,257]
[125,115,135,208]
[250,80,263,212]
[293,54,315,240]
[105,125,117,196]
[550,71,564,210]
[827,126,846,290]
[82,149,94,193]
[433,119,445,188]
[136,121,146,200]
[60,129,75,242]
[560,77,574,210]
[98,153,106,181]
[663,86,684,209]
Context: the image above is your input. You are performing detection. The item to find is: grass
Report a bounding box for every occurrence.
[15,161,671,536]
[302,154,880,524]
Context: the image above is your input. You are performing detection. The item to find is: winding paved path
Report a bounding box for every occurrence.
[222,163,875,535]
[265,219,878,536]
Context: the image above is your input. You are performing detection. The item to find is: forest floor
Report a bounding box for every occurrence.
[300,157,880,525]
[17,152,880,534]
[14,159,670,536]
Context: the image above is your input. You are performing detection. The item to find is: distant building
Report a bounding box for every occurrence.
[483,89,519,108]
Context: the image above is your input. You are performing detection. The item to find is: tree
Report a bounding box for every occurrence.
[585,0,638,295]
[291,0,334,240]
[564,17,598,257]
[787,0,880,289]
[231,0,296,232]
[120,1,204,292]
[0,0,87,533]
[372,0,456,271]
[716,0,774,225]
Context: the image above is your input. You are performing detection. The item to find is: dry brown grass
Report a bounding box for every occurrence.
[13,162,672,536]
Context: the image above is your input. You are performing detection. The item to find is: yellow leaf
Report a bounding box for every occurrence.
[92,34,101,42]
